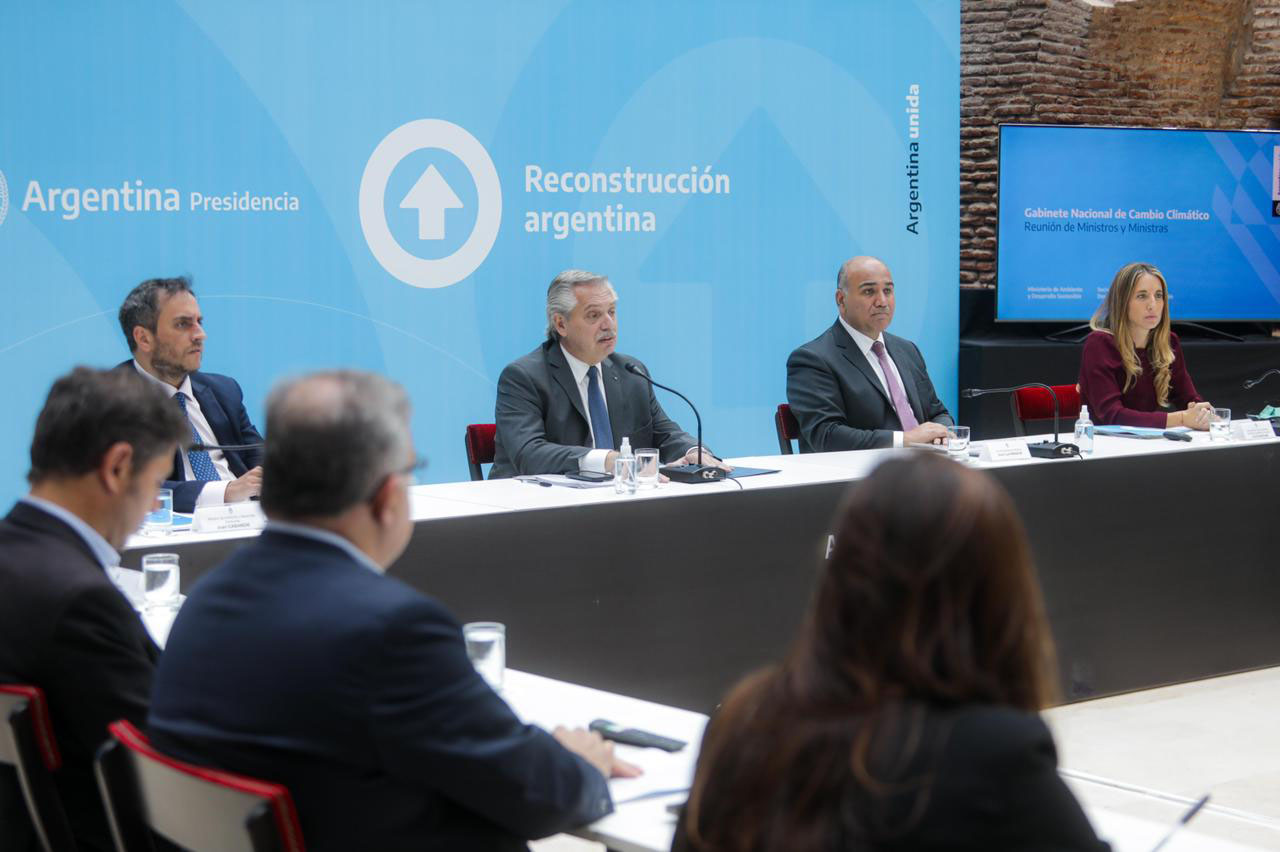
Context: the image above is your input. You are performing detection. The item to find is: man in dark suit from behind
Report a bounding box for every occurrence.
[0,367,189,852]
[491,268,728,478]
[787,255,953,452]
[118,276,264,513]
[148,370,637,851]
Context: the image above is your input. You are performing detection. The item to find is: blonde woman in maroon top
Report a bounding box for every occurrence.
[1077,262,1212,429]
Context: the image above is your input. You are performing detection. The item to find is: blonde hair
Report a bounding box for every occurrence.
[1090,262,1174,407]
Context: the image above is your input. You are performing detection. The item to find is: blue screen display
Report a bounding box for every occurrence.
[997,125,1280,321]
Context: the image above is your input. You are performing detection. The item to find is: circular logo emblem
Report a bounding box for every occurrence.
[359,120,501,289]
[0,170,9,228]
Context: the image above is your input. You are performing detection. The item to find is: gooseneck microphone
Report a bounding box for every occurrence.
[188,441,264,453]
[623,362,726,483]
[1243,369,1280,390]
[960,383,1080,459]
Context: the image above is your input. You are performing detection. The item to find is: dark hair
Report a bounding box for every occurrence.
[259,370,412,519]
[682,454,1056,852]
[118,276,195,353]
[28,367,190,483]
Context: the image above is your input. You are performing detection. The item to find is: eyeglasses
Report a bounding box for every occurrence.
[394,456,429,487]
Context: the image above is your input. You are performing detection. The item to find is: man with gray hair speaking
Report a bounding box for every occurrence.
[491,268,725,478]
[148,370,634,850]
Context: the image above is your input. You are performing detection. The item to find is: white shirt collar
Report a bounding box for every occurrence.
[559,343,602,387]
[265,520,385,574]
[19,495,120,569]
[132,359,193,399]
[838,316,884,358]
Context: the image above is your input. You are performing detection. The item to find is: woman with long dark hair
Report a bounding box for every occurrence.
[674,455,1108,852]
[1078,261,1211,428]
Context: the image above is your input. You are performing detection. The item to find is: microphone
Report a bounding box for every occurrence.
[960,383,1080,459]
[1243,368,1280,390]
[623,362,725,483]
[188,441,264,453]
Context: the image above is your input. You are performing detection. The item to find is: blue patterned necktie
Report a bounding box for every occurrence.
[174,392,220,481]
[586,365,614,450]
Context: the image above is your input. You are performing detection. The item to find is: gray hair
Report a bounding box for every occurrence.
[259,370,412,519]
[545,269,615,340]
[118,276,195,352]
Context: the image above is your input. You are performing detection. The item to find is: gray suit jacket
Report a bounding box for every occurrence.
[491,340,697,478]
[786,321,952,452]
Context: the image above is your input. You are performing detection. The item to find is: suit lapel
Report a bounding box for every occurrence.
[546,344,590,427]
[190,374,232,442]
[884,335,924,420]
[832,322,892,407]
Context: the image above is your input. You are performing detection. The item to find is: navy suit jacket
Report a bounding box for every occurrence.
[116,362,263,512]
[491,340,697,478]
[148,529,613,852]
[786,322,952,452]
[0,502,159,852]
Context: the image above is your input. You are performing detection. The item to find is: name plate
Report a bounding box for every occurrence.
[973,440,1033,462]
[193,502,265,533]
[1231,419,1276,442]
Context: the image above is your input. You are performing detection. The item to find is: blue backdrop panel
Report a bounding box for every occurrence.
[0,1,958,501]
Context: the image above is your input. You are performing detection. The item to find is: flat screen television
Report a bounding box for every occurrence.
[996,124,1280,322]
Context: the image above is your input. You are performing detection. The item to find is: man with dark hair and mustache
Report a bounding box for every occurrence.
[490,268,724,478]
[787,255,952,452]
[117,277,264,513]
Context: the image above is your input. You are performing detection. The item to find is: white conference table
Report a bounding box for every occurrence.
[126,425,1278,553]
[503,669,1279,852]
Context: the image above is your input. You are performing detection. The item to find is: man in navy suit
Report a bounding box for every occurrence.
[117,276,263,513]
[149,370,636,851]
[787,256,952,452]
[0,367,188,852]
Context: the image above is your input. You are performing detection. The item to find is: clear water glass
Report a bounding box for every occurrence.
[143,488,173,535]
[613,455,637,494]
[1210,408,1232,442]
[141,553,180,608]
[947,425,971,458]
[463,621,506,692]
[634,448,660,489]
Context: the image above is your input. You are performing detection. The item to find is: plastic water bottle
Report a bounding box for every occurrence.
[1073,405,1094,456]
[614,437,636,494]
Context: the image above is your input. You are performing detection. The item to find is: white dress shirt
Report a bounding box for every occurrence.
[133,360,233,507]
[838,317,907,448]
[559,344,613,473]
[20,495,119,568]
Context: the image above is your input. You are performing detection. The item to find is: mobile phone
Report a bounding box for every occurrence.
[566,471,612,483]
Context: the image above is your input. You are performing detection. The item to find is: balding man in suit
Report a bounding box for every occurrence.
[787,256,952,452]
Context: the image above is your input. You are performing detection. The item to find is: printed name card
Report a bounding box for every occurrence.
[972,440,1034,463]
[193,502,265,533]
[1231,419,1276,442]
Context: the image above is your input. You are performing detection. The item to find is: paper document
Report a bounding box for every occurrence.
[1094,425,1189,439]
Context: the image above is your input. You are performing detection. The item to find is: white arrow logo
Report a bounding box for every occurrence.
[399,165,462,240]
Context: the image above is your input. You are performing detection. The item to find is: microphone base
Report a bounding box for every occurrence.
[1027,440,1080,459]
[660,464,727,484]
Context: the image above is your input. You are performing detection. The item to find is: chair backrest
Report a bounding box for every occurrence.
[1009,385,1082,436]
[95,720,304,852]
[774,404,800,455]
[464,423,497,481]
[0,684,75,852]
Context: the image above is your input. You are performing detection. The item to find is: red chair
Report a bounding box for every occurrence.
[774,404,800,455]
[464,423,497,481]
[1010,384,1081,436]
[0,685,75,852]
[95,719,304,852]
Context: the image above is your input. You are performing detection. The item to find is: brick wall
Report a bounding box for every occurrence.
[960,0,1280,289]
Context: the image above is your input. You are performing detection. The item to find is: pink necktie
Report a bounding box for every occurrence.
[870,340,919,431]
